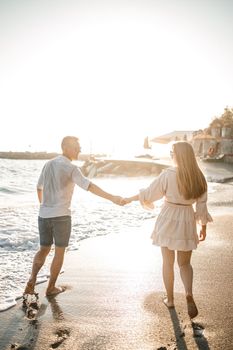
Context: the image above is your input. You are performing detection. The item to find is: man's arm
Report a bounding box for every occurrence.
[37,188,43,203]
[88,183,125,206]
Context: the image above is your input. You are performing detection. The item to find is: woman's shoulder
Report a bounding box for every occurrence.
[155,167,176,184]
[163,166,177,175]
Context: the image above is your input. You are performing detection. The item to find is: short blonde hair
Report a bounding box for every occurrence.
[61,136,79,151]
[173,141,207,200]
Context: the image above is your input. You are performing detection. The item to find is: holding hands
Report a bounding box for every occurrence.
[111,193,154,209]
[111,195,127,206]
[112,195,154,210]
[111,196,134,206]
[121,197,134,205]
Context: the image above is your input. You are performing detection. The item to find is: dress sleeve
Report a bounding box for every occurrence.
[195,191,213,224]
[139,170,167,210]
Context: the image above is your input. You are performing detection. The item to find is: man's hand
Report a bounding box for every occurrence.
[199,227,206,241]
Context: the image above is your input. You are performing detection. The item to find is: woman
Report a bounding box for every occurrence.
[125,141,212,319]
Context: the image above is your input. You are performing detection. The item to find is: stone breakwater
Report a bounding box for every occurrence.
[0,151,59,160]
[81,158,170,178]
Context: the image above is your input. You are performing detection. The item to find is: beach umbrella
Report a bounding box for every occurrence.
[150,130,194,144]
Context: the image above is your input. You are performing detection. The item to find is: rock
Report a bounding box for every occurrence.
[87,164,97,178]
[97,162,114,174]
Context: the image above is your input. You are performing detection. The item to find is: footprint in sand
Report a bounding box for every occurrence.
[50,328,71,349]
[10,344,30,350]
[192,322,205,337]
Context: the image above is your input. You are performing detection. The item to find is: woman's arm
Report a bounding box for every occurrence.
[124,194,154,209]
[124,194,139,203]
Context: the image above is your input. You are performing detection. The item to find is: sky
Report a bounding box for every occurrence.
[0,0,233,153]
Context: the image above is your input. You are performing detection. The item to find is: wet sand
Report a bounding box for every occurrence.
[0,215,233,350]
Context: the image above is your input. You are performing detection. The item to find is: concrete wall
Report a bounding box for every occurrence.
[220,139,233,154]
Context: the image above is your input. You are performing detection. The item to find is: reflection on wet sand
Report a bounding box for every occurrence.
[47,294,65,321]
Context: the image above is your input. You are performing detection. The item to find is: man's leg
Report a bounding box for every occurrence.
[46,246,66,296]
[45,216,71,296]
[24,245,51,294]
[161,247,175,307]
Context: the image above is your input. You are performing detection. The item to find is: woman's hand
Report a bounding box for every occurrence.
[199,226,206,241]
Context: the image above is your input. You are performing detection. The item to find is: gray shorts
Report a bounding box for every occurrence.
[38,216,71,247]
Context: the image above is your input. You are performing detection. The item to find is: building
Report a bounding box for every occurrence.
[192,126,233,163]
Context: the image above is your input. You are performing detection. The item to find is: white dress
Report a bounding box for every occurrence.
[139,167,213,251]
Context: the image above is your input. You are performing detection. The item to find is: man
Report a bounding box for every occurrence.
[24,136,124,296]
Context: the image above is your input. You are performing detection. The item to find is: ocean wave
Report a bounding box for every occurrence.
[0,237,38,250]
[207,176,233,183]
[0,186,32,196]
[209,200,233,207]
[0,187,19,195]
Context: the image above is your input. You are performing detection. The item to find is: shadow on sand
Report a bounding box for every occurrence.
[1,294,71,350]
[168,307,210,350]
[0,297,48,350]
[144,292,210,350]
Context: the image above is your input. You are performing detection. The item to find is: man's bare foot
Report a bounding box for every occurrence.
[46,286,66,296]
[24,281,36,295]
[163,297,174,308]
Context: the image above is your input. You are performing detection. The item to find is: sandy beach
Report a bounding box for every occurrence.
[0,214,233,350]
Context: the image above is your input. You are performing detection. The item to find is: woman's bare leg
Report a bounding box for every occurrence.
[177,250,193,296]
[161,247,175,307]
[177,250,198,318]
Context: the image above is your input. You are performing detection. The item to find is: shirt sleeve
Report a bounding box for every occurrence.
[72,166,91,190]
[139,170,167,209]
[195,191,213,225]
[37,165,45,190]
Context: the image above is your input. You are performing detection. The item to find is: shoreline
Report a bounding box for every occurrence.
[1,155,233,183]
[0,151,59,160]
[1,214,233,349]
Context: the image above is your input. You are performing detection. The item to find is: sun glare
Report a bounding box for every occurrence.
[0,1,233,152]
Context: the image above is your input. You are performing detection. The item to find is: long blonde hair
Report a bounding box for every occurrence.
[172,142,207,200]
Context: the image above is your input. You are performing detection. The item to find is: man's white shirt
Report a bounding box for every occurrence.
[37,155,91,218]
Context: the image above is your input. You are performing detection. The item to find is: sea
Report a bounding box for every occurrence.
[0,158,233,312]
